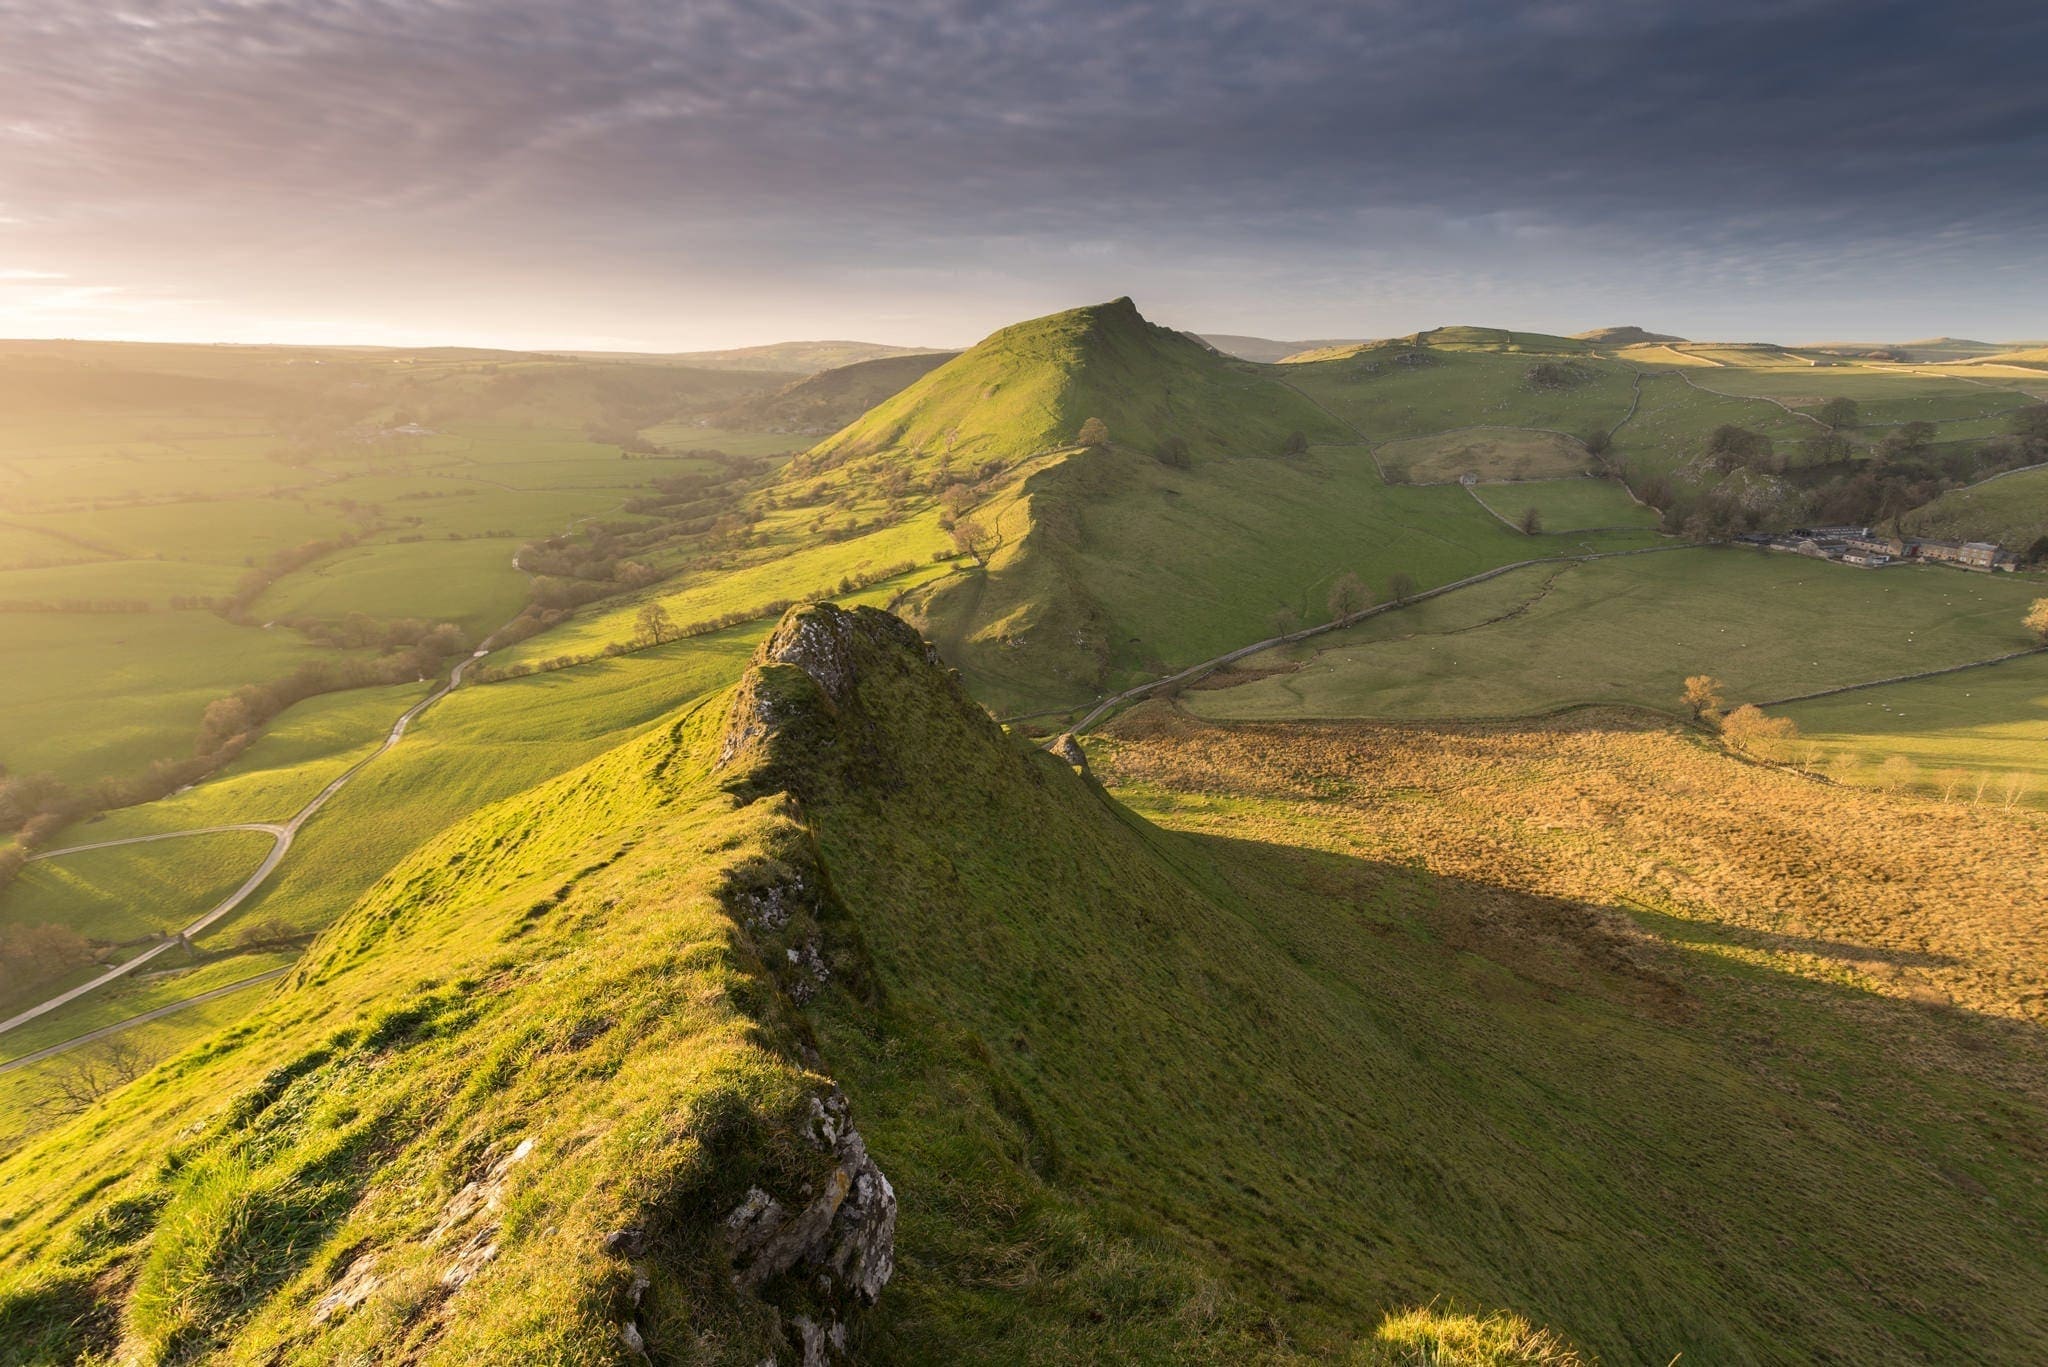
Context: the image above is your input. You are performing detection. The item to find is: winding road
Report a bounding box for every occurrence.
[0,645,492,1040]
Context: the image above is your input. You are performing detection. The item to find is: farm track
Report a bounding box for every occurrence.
[1059,544,1691,735]
[0,500,617,1049]
[0,968,290,1075]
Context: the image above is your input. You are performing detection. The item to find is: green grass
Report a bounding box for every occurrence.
[0,612,344,785]
[1611,373,1816,480]
[1901,465,2048,547]
[0,559,242,608]
[1669,364,2035,425]
[810,297,1349,474]
[8,606,2046,1362]
[1189,550,2045,722]
[1773,650,2048,808]
[0,830,275,945]
[1275,350,1638,443]
[1469,478,1658,531]
[254,537,529,636]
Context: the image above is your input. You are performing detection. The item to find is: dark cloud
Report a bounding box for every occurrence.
[0,0,2042,344]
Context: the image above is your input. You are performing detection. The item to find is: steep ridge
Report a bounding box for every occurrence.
[802,297,1343,473]
[5,604,2047,1362]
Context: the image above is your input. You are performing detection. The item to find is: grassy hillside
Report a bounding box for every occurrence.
[1901,465,2048,548]
[1188,550,2044,722]
[709,352,957,435]
[663,340,941,373]
[7,605,2047,1363]
[806,297,1346,472]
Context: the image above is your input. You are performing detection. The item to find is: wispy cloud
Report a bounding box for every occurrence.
[0,1,2042,344]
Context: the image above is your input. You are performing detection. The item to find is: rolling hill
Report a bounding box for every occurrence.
[1197,333,1368,363]
[664,340,945,374]
[707,351,958,435]
[7,604,2045,1364]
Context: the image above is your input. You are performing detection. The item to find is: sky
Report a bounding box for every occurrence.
[0,0,2044,351]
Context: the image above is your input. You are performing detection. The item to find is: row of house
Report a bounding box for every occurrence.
[1739,525,2019,571]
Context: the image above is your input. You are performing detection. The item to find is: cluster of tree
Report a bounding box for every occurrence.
[222,532,367,622]
[0,597,153,614]
[1524,361,1590,390]
[1704,424,1776,474]
[284,613,469,654]
[476,560,924,684]
[2026,597,2048,643]
[1719,704,1802,760]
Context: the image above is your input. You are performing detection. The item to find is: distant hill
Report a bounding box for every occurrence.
[1804,337,2047,363]
[1572,325,1688,346]
[663,339,946,374]
[1197,332,1368,363]
[708,350,957,434]
[806,297,1342,472]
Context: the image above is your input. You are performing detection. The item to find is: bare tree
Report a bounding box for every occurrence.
[36,1040,147,1117]
[1388,571,1418,604]
[951,517,998,568]
[1518,506,1544,535]
[1326,572,1373,623]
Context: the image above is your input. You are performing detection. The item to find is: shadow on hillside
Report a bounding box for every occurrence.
[1171,821,2047,1074]
[1628,905,1965,970]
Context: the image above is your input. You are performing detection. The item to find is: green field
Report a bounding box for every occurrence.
[1276,348,1639,442]
[1,830,275,946]
[1470,477,1658,530]
[1374,427,1590,483]
[1775,651,2048,808]
[1669,364,2036,425]
[1190,550,2046,721]
[253,537,529,636]
[6,607,2045,1363]
[1902,465,2048,548]
[0,612,345,785]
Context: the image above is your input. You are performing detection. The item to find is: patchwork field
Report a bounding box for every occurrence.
[1469,476,1657,530]
[2,830,276,948]
[1187,550,2046,722]
[1774,651,2048,809]
[1275,348,1639,442]
[1373,427,1588,483]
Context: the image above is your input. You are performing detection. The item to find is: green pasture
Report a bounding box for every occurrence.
[1470,477,1659,530]
[1190,550,2046,722]
[0,559,240,608]
[491,506,951,666]
[1275,349,1639,442]
[0,613,343,785]
[1,829,276,945]
[80,683,427,842]
[1774,651,2048,809]
[30,498,367,564]
[255,537,528,635]
[1903,466,2048,547]
[1613,373,1817,476]
[1676,366,2033,426]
